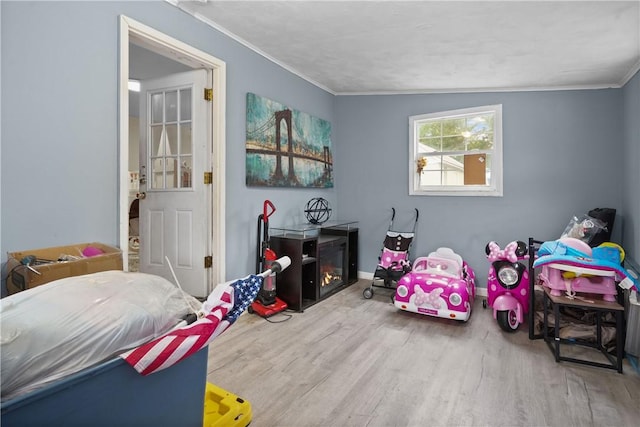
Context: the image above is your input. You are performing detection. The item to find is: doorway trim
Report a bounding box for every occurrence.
[118,15,226,291]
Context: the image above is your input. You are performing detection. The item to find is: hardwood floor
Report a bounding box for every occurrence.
[207,280,640,427]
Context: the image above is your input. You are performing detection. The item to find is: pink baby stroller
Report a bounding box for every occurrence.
[363,208,419,300]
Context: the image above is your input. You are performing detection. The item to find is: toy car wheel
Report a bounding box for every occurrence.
[363,287,373,299]
[496,309,519,333]
[248,305,254,314]
[482,299,487,309]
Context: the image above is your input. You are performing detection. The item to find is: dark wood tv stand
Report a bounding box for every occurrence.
[270,221,358,312]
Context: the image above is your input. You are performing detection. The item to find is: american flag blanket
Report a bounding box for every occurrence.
[121,274,262,375]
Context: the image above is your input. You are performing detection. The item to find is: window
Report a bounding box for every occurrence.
[148,87,193,190]
[409,104,502,196]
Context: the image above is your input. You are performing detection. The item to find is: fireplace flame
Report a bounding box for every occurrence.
[322,271,341,287]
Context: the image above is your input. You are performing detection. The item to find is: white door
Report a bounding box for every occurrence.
[138,69,211,297]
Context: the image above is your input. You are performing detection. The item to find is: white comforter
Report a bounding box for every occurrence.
[0,270,200,400]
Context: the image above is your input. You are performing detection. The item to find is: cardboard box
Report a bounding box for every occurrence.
[6,242,123,295]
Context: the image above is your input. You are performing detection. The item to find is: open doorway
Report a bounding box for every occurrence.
[127,44,192,272]
[119,16,227,296]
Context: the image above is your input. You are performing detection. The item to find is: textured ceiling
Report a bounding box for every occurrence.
[171,0,640,94]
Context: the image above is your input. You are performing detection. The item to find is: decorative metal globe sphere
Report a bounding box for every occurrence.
[304,198,332,225]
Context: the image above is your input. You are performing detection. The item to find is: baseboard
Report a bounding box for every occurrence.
[358,271,374,280]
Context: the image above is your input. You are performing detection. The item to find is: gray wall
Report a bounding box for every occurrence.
[1,1,638,295]
[0,1,335,285]
[622,71,640,261]
[334,89,628,285]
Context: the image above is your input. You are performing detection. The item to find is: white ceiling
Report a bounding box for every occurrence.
[171,0,640,95]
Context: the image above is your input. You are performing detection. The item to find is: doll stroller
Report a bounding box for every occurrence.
[363,208,419,300]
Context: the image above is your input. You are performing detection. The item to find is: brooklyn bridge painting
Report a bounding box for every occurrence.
[246,93,334,188]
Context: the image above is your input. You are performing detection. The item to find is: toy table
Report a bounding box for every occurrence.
[542,287,624,373]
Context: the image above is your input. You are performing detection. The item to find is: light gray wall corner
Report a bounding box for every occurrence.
[0,0,3,297]
[0,1,335,284]
[334,90,625,289]
[621,69,640,266]
[2,1,637,296]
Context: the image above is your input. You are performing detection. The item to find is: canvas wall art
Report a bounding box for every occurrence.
[246,93,334,188]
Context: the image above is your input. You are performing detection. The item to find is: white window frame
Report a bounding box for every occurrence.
[409,104,503,197]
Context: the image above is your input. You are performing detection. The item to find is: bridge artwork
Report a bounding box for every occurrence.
[246,93,333,188]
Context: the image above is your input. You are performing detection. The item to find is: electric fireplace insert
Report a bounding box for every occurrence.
[318,236,346,298]
[269,221,358,312]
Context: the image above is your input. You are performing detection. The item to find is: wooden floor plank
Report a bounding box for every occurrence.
[207,280,640,426]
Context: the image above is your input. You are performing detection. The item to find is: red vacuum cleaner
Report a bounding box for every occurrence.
[249,200,288,318]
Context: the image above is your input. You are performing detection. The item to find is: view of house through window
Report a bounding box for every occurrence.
[409,104,503,196]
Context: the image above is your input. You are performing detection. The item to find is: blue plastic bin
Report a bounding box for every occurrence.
[1,348,208,427]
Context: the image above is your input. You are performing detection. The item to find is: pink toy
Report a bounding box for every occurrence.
[82,246,104,257]
[484,240,530,332]
[538,266,617,301]
[394,248,476,322]
[536,238,617,302]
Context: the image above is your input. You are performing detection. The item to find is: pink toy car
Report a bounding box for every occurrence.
[394,248,476,321]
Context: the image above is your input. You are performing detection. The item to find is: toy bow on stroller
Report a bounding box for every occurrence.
[363,208,419,301]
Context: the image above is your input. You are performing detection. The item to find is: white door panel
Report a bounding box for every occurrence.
[148,209,165,265]
[176,209,194,267]
[139,69,210,297]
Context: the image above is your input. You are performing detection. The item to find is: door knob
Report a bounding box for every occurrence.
[136,192,146,200]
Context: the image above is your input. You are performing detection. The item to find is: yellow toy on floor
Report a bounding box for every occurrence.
[203,382,252,427]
